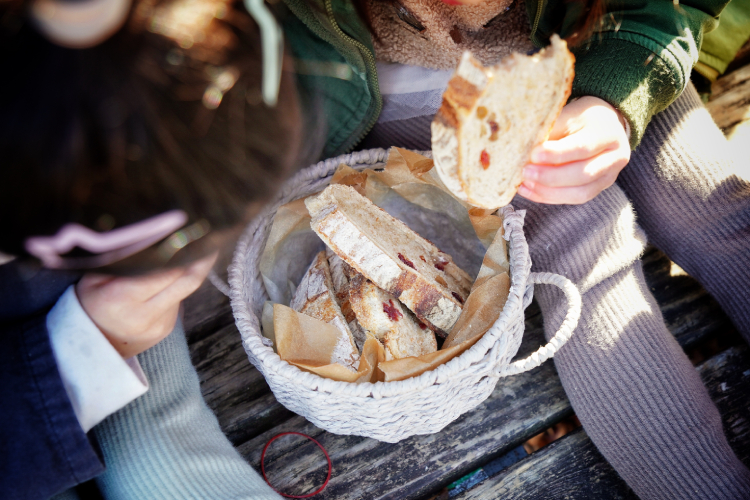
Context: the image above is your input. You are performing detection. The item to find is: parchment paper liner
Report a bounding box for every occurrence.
[260,148,511,382]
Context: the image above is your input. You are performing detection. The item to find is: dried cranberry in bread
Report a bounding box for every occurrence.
[348,273,437,360]
[305,184,472,336]
[290,251,360,369]
[431,34,575,209]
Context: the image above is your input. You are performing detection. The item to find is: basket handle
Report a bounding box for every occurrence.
[497,271,581,377]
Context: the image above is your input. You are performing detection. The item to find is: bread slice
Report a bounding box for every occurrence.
[348,272,437,360]
[326,247,355,321]
[290,251,360,369]
[326,248,368,351]
[431,34,575,209]
[305,184,472,336]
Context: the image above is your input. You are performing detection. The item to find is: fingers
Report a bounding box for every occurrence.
[519,95,631,205]
[148,251,218,309]
[76,251,218,358]
[106,305,181,359]
[518,169,619,205]
[544,96,589,142]
[81,266,187,303]
[77,273,117,289]
[535,96,628,165]
[523,149,630,189]
[530,128,615,166]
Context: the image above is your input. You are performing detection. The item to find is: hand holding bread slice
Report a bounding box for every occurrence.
[431,34,575,209]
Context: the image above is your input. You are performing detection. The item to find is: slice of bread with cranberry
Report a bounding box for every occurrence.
[431,34,575,209]
[305,184,472,336]
[348,272,437,360]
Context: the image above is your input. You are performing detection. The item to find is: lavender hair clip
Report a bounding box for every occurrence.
[25,210,189,269]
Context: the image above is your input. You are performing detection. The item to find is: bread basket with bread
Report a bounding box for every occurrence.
[228,147,582,443]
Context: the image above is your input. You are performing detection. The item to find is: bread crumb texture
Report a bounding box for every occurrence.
[432,35,574,208]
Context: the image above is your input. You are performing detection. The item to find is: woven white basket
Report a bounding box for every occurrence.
[229,148,582,443]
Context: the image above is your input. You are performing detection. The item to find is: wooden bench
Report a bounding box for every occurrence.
[183,245,749,499]
[183,61,750,499]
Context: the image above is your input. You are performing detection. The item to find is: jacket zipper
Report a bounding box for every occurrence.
[530,0,544,47]
[324,0,383,153]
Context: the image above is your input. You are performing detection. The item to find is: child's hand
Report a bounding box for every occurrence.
[76,252,218,358]
[518,96,631,205]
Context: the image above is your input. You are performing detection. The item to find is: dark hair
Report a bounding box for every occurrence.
[562,0,607,47]
[0,0,316,273]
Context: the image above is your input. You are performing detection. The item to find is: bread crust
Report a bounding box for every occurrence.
[431,35,575,209]
[348,273,437,360]
[290,250,360,368]
[306,184,471,336]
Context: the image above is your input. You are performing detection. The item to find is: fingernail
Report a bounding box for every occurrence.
[517,184,532,198]
[523,166,538,182]
[530,149,545,164]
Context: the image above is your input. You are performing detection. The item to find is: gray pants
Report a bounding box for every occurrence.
[512,84,750,499]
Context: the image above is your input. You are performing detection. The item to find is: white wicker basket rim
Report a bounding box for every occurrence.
[228,148,581,400]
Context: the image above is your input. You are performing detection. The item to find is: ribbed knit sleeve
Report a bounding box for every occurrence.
[93,321,281,500]
[570,37,678,149]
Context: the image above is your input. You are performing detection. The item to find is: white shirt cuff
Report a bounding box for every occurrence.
[47,285,149,432]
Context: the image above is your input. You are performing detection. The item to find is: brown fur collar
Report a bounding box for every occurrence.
[367,0,534,70]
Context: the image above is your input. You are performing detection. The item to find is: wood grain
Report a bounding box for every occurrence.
[185,243,743,498]
[453,428,638,500]
[706,64,750,140]
[183,279,233,344]
[451,345,750,500]
[699,345,750,464]
[640,247,738,348]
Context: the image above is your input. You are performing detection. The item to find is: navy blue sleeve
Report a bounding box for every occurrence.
[0,263,104,500]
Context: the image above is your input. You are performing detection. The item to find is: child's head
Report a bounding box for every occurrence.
[0,0,314,273]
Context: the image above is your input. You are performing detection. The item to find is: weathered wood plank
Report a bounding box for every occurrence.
[698,345,750,464]
[705,62,750,154]
[450,345,750,500]
[640,247,738,348]
[706,64,750,136]
[238,357,571,500]
[189,322,284,444]
[182,279,233,344]
[452,428,638,500]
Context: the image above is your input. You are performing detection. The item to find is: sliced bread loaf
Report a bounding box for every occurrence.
[431,34,575,209]
[305,184,472,336]
[326,248,368,351]
[348,272,437,360]
[290,250,360,369]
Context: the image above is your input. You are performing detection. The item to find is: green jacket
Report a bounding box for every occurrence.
[283,0,729,158]
[695,0,750,80]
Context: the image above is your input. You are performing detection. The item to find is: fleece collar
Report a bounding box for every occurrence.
[367,0,534,70]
